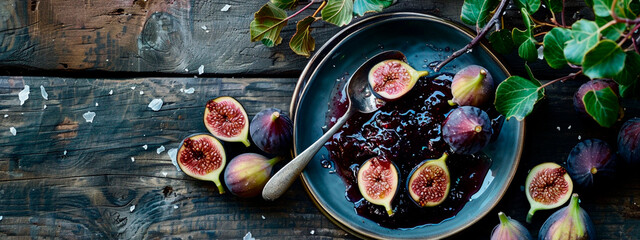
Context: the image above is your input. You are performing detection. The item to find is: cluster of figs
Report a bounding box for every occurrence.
[176,96,293,198]
[359,62,497,215]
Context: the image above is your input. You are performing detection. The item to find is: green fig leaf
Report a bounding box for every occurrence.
[512,8,537,62]
[461,0,499,28]
[489,29,515,55]
[270,0,298,10]
[564,20,600,65]
[593,0,614,17]
[596,16,626,40]
[289,16,316,57]
[545,0,563,12]
[583,40,626,79]
[495,76,545,121]
[353,0,394,16]
[613,51,640,85]
[593,0,636,18]
[322,0,354,27]
[250,3,288,47]
[583,87,620,128]
[543,27,572,69]
[620,81,640,99]
[516,0,541,13]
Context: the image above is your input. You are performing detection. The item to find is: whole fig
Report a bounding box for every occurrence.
[442,106,493,155]
[450,65,494,107]
[617,117,640,165]
[490,212,532,240]
[538,193,596,240]
[573,79,619,113]
[250,108,294,155]
[224,153,282,198]
[566,139,616,188]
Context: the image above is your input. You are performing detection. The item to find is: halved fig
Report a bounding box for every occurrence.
[357,156,399,216]
[204,96,250,147]
[450,65,494,107]
[525,162,573,223]
[407,153,450,207]
[250,108,293,155]
[442,106,493,155]
[177,134,227,194]
[368,60,429,100]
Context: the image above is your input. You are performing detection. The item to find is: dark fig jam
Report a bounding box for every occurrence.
[324,73,494,229]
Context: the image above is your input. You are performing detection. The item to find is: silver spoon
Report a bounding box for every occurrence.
[262,50,408,201]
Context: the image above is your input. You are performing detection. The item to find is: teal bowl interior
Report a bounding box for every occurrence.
[292,13,524,239]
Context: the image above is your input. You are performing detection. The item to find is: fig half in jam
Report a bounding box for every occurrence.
[407,153,450,207]
[368,60,428,101]
[357,157,399,216]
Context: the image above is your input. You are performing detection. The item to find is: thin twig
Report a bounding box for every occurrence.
[611,0,640,24]
[433,0,509,72]
[561,0,566,27]
[538,70,582,90]
[312,1,327,18]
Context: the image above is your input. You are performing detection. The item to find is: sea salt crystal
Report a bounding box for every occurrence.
[63,150,67,155]
[131,157,135,162]
[162,171,168,177]
[556,126,561,131]
[537,46,544,60]
[185,68,189,72]
[578,135,582,140]
[18,85,30,105]
[9,127,16,136]
[131,86,136,90]
[3,114,7,118]
[142,145,148,150]
[40,85,48,100]
[157,145,165,154]
[83,111,96,123]
[310,230,315,235]
[261,215,265,219]
[43,105,47,109]
[139,91,144,95]
[0,216,3,221]
[180,88,184,93]
[95,103,99,107]
[173,205,179,209]
[130,205,135,212]
[198,65,204,75]
[109,90,113,95]
[243,232,255,240]
[184,88,195,94]
[201,25,207,30]
[168,148,180,171]
[568,125,572,130]
[148,99,163,111]
[221,4,231,11]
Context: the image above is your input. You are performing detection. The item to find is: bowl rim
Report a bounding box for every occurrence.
[288,12,525,240]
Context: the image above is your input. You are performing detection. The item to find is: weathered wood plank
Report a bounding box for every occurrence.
[0,76,639,239]
[0,0,588,76]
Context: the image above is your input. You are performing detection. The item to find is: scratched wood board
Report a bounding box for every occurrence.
[0,0,589,76]
[0,76,639,239]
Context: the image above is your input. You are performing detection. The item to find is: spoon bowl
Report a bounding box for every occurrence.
[262,50,408,201]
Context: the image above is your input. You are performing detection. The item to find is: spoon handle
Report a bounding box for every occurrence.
[262,109,354,201]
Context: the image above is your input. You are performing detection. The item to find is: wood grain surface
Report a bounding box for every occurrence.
[0,76,639,239]
[0,0,588,76]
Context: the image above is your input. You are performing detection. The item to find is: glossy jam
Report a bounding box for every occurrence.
[324,73,494,229]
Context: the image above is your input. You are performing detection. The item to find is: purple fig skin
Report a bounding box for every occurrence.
[538,193,596,240]
[442,106,493,155]
[250,108,294,155]
[491,212,533,240]
[450,65,494,107]
[618,118,640,165]
[573,79,619,113]
[566,139,616,188]
[223,153,282,198]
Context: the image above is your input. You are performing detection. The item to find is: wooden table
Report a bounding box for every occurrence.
[1,0,639,239]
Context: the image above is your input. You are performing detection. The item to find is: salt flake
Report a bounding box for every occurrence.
[198,65,204,75]
[130,205,135,212]
[310,230,315,235]
[40,85,48,100]
[109,90,113,95]
[201,25,207,30]
[0,216,3,221]
[18,85,30,105]
[162,171,168,177]
[537,46,545,60]
[43,105,47,109]
[556,126,561,131]
[568,125,572,130]
[139,91,144,95]
[173,205,179,209]
[131,157,135,162]
[180,88,185,93]
[578,135,582,140]
[131,86,136,90]
[157,145,165,154]
[184,88,195,94]
[142,144,148,150]
[63,150,67,155]
[221,4,231,11]
[9,127,16,136]
[261,215,265,220]
[3,114,7,118]
[95,102,99,107]
[243,232,255,240]
[83,111,96,123]
[168,148,180,171]
[148,99,163,111]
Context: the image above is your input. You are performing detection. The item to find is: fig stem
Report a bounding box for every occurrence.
[498,212,510,226]
[417,71,429,78]
[447,99,457,106]
[384,204,394,216]
[569,193,586,236]
[268,156,284,166]
[526,208,536,223]
[241,138,251,147]
[215,182,226,194]
[271,111,280,121]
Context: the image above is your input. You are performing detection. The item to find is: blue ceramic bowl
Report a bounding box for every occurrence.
[289,12,524,239]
